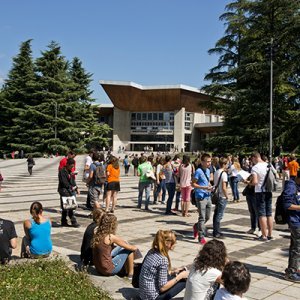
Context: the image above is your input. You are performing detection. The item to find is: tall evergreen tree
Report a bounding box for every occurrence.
[1,40,36,152]
[203,0,300,153]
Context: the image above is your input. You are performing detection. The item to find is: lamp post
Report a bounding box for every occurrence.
[54,101,58,139]
[269,38,273,161]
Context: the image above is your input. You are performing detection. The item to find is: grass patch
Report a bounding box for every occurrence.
[0,259,112,300]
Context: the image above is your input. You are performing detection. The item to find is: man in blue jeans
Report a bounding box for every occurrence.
[213,157,229,238]
[283,171,300,282]
[192,153,213,245]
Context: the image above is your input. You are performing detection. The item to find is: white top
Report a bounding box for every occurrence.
[214,287,247,300]
[229,165,239,177]
[214,169,228,198]
[85,155,93,167]
[251,162,268,192]
[184,266,222,300]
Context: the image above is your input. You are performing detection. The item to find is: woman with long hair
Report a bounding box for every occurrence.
[23,201,52,258]
[153,157,166,205]
[92,213,137,278]
[229,157,241,202]
[139,230,188,300]
[105,156,120,213]
[184,239,228,300]
[179,155,193,217]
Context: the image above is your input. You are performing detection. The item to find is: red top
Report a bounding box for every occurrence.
[58,157,76,173]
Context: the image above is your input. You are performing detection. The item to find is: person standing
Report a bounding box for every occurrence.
[123,155,130,176]
[105,156,120,213]
[132,154,139,176]
[192,153,213,245]
[164,155,177,215]
[288,154,299,181]
[58,158,80,227]
[250,152,273,241]
[283,171,300,282]
[84,151,94,209]
[178,155,193,217]
[212,157,229,238]
[0,218,17,264]
[137,156,153,210]
[27,155,35,175]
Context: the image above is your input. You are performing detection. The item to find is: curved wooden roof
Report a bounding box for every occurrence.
[99,81,218,113]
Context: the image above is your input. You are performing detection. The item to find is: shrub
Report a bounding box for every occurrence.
[0,259,112,300]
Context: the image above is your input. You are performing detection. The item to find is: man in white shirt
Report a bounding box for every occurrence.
[250,152,273,241]
[213,157,229,238]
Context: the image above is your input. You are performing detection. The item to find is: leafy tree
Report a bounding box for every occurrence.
[203,0,300,154]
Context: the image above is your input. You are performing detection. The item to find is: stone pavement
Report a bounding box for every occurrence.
[0,155,299,299]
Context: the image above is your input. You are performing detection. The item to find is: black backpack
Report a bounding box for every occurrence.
[274,194,288,225]
[94,163,106,185]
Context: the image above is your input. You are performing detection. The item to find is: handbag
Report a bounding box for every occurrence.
[61,195,78,210]
[211,171,224,205]
[132,263,142,288]
[191,189,196,206]
[0,174,3,181]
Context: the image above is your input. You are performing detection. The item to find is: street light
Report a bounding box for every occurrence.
[269,38,273,161]
[54,101,58,139]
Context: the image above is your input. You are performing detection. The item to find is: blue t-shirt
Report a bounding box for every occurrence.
[29,219,52,255]
[90,162,106,186]
[194,167,211,200]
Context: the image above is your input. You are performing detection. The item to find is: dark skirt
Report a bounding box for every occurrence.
[107,181,120,192]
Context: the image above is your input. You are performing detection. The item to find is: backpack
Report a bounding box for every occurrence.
[262,165,277,192]
[132,157,138,167]
[274,194,288,225]
[94,163,106,185]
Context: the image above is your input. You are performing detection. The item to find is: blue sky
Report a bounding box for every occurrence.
[0,0,231,104]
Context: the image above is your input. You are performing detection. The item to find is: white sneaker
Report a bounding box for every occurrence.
[254,230,261,237]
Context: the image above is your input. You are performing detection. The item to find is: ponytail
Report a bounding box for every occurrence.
[30,201,43,223]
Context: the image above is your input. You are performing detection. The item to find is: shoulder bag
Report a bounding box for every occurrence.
[211,171,224,205]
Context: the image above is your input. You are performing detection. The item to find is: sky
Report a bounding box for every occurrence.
[0,0,231,104]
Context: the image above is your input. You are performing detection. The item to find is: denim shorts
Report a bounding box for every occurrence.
[256,192,272,217]
[111,246,132,275]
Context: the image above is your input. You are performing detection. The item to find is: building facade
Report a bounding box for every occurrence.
[98,81,223,152]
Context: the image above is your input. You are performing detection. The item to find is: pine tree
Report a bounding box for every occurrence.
[1,40,36,153]
[203,0,300,153]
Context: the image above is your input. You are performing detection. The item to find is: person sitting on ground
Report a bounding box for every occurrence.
[0,217,17,264]
[80,208,106,267]
[139,230,189,300]
[22,201,52,258]
[92,213,137,279]
[214,261,251,300]
[184,239,228,300]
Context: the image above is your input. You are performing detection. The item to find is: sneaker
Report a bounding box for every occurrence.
[161,201,166,205]
[213,233,225,239]
[200,237,207,245]
[61,221,69,227]
[71,222,80,228]
[193,224,198,239]
[165,211,177,215]
[256,235,268,242]
[285,272,300,283]
[246,229,255,234]
[267,236,274,241]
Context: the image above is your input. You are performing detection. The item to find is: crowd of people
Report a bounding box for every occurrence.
[0,149,300,299]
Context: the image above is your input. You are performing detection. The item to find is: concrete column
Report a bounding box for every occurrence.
[113,107,131,151]
[174,107,185,152]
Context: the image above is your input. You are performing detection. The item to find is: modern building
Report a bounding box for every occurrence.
[98,80,224,152]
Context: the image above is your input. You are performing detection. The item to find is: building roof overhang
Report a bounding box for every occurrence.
[99,80,222,113]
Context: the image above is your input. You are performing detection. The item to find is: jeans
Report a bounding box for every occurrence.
[175,190,181,210]
[111,246,132,275]
[213,197,227,236]
[287,226,300,273]
[156,275,186,300]
[246,193,260,230]
[230,176,239,200]
[165,182,176,213]
[138,182,151,209]
[195,197,212,239]
[154,180,166,203]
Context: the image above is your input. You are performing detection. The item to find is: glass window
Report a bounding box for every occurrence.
[142,113,147,120]
[132,113,136,120]
[137,113,141,120]
[148,113,152,120]
[153,113,158,120]
[159,113,163,120]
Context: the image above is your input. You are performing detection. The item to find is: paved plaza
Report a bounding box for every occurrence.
[0,155,299,299]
